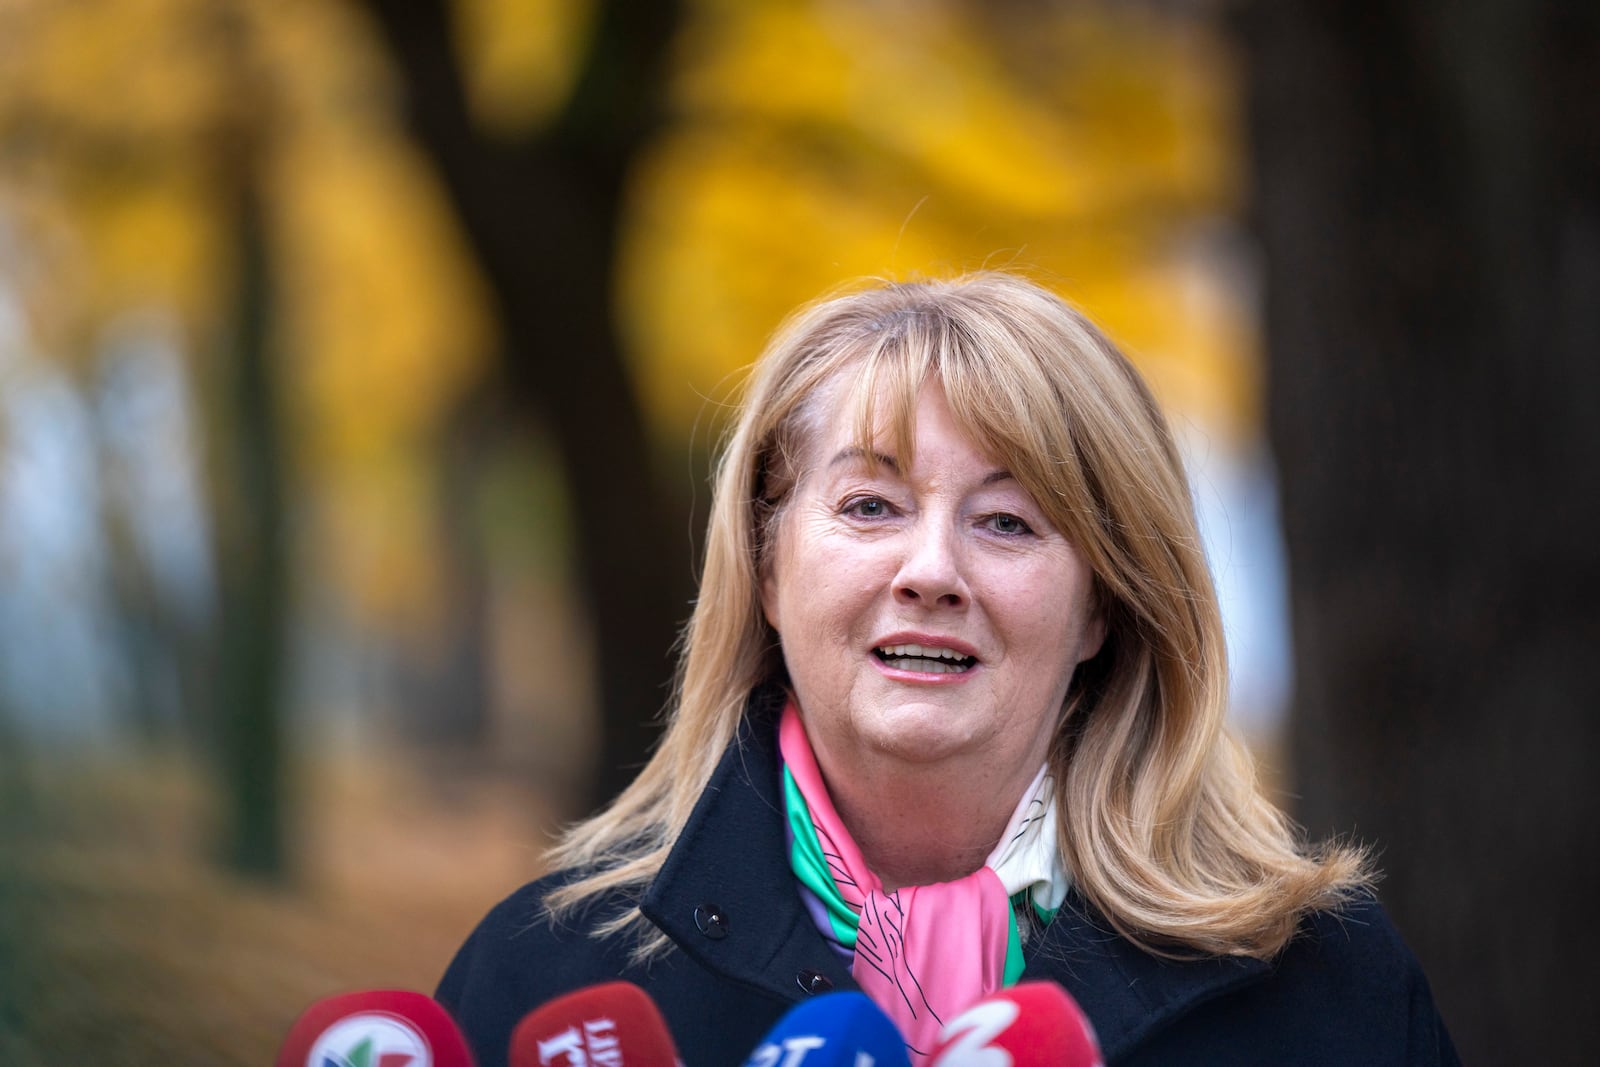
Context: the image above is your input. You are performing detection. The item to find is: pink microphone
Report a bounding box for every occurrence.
[509,981,681,1067]
[927,981,1104,1067]
[276,989,476,1067]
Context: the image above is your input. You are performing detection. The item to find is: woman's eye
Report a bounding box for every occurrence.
[844,496,890,518]
[986,512,1033,535]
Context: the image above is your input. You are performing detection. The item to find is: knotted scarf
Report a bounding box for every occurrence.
[777,701,1068,1059]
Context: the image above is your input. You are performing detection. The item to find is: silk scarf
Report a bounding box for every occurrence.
[777,701,1068,1059]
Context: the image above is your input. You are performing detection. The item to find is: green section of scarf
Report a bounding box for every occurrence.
[783,763,1034,987]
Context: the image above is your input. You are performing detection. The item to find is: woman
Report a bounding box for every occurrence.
[438,273,1458,1066]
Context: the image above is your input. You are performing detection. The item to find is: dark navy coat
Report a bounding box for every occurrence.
[437,691,1459,1066]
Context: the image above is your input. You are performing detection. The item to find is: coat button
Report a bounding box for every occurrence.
[796,970,833,995]
[693,904,729,940]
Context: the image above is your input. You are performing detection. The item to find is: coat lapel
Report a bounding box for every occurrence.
[640,690,859,1006]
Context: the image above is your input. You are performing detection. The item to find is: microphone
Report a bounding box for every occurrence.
[926,982,1103,1067]
[741,992,910,1067]
[275,989,476,1067]
[509,980,681,1067]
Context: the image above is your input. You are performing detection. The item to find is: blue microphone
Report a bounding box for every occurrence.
[742,992,911,1067]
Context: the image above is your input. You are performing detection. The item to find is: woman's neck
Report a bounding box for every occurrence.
[823,760,1034,892]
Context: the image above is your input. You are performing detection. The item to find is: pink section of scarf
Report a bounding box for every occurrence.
[778,703,1015,1060]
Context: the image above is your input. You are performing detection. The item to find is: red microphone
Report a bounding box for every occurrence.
[509,981,681,1067]
[927,981,1104,1067]
[276,989,476,1067]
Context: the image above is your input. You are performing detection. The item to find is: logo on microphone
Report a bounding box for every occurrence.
[305,1011,432,1067]
[535,1015,624,1066]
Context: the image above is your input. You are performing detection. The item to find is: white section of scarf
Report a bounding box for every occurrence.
[985,762,1070,915]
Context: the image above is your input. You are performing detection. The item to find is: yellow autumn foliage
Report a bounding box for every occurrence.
[454,0,591,137]
[0,0,1259,626]
[622,1,1255,446]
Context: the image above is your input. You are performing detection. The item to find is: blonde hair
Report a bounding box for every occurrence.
[547,272,1369,960]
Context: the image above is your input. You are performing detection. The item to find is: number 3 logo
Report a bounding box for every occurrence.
[930,999,1020,1066]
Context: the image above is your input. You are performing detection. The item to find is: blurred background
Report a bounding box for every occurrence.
[0,0,1594,1063]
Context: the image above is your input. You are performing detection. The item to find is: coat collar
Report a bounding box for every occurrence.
[640,689,1271,1061]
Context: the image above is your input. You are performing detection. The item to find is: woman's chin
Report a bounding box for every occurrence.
[853,706,982,767]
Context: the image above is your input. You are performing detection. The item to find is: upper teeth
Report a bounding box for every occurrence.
[877,643,970,661]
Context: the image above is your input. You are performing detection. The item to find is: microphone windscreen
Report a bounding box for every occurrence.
[509,980,680,1067]
[275,989,476,1067]
[741,991,910,1067]
[927,981,1103,1067]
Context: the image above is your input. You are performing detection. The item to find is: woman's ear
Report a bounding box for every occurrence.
[759,537,783,633]
[1078,610,1108,665]
[760,570,779,632]
[1075,580,1109,665]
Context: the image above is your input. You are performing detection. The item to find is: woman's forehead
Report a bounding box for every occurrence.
[798,372,1009,475]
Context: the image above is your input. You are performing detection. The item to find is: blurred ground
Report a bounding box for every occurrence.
[0,750,551,1065]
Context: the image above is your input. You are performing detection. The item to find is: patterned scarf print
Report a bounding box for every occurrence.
[777,701,1068,1060]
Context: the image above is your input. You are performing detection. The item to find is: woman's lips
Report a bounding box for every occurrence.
[869,633,982,682]
[870,648,981,684]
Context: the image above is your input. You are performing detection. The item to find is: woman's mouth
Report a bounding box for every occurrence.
[873,643,978,674]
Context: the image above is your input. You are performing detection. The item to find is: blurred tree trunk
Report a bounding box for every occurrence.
[207,161,292,879]
[1240,2,1600,1061]
[364,0,691,809]
[206,0,290,876]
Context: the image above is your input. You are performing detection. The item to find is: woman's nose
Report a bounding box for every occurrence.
[893,521,968,608]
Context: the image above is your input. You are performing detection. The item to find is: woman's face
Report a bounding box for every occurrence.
[761,379,1105,786]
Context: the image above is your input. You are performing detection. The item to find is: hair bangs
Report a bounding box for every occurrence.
[836,305,939,473]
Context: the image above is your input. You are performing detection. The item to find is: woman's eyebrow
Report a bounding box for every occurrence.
[826,447,1014,487]
[828,446,899,472]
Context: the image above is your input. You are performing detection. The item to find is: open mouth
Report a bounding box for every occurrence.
[873,643,978,674]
